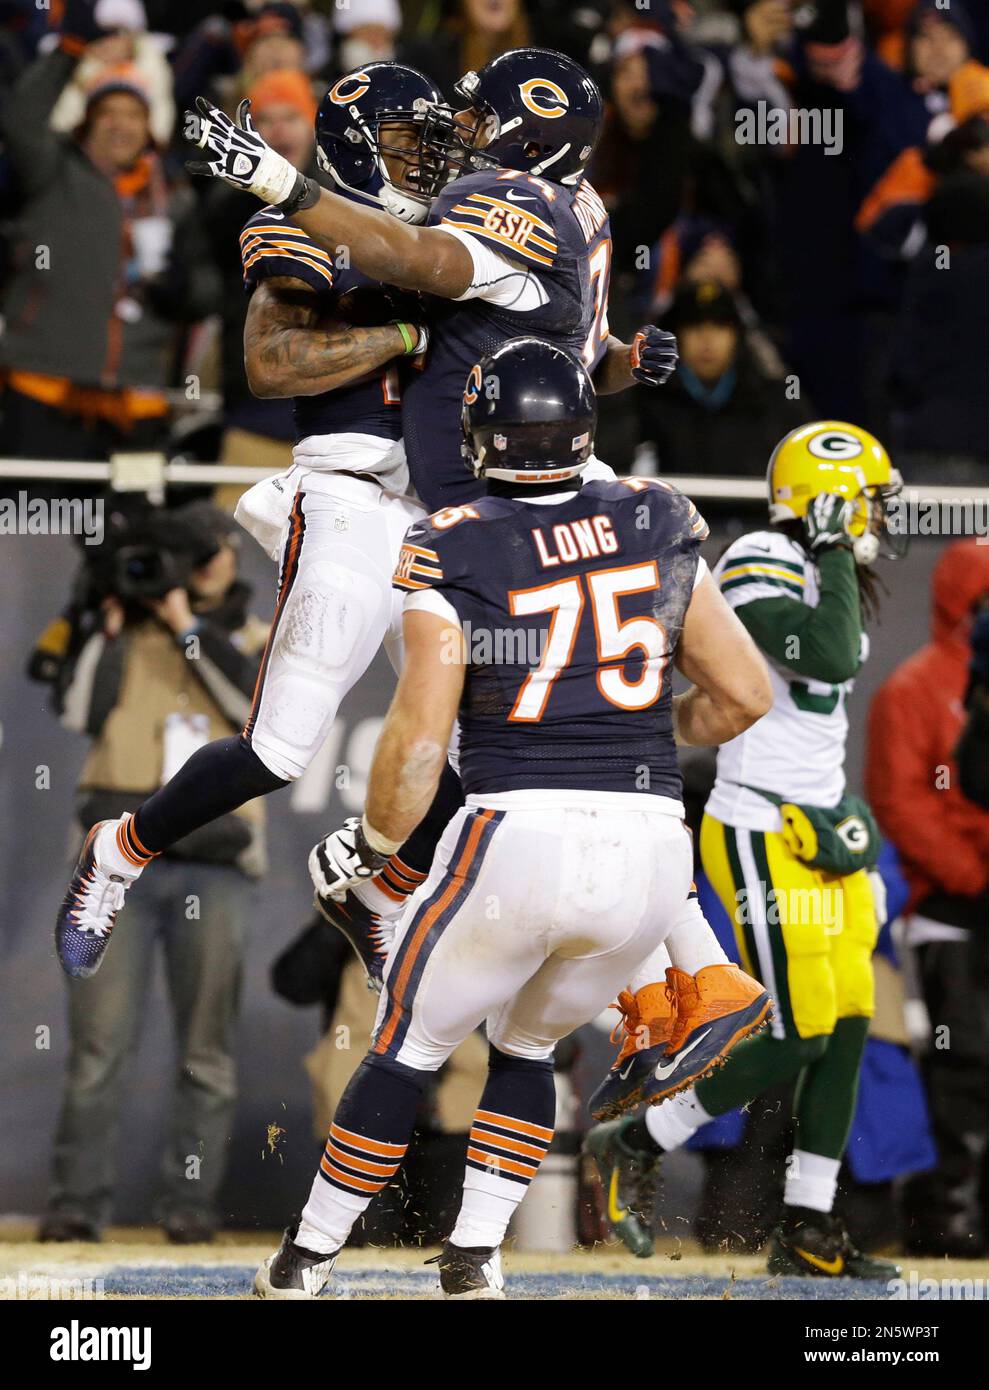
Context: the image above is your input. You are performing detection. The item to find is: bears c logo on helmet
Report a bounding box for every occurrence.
[518,78,570,119]
[330,72,372,105]
[463,363,483,405]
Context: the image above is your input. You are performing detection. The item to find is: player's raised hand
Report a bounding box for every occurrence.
[803,493,852,552]
[309,817,391,901]
[630,326,679,386]
[185,97,305,206]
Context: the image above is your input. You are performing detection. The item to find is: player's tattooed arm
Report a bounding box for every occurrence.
[364,610,466,845]
[244,277,407,398]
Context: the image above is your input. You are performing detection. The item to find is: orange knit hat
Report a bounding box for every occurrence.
[248,68,317,124]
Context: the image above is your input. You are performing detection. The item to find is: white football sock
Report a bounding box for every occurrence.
[298,1184,367,1254]
[351,879,409,920]
[630,941,672,994]
[645,1089,713,1152]
[783,1149,840,1214]
[96,819,145,879]
[664,894,729,974]
[449,1172,520,1249]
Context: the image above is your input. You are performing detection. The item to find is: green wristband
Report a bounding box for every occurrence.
[391,321,417,355]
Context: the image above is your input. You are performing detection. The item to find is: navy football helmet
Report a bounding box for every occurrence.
[462,338,597,485]
[422,47,603,189]
[316,62,445,224]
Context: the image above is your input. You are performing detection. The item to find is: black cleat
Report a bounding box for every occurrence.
[314,889,391,992]
[254,1225,339,1299]
[768,1206,901,1280]
[583,1117,660,1258]
[162,1210,216,1245]
[38,1211,101,1243]
[430,1242,506,1299]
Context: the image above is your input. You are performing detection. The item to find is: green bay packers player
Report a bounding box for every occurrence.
[586,422,904,1278]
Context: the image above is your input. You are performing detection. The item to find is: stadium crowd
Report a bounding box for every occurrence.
[5,0,989,1258]
[3,0,989,476]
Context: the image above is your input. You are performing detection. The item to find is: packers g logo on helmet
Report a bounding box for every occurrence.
[330,72,371,105]
[768,421,893,524]
[518,78,570,119]
[806,430,864,461]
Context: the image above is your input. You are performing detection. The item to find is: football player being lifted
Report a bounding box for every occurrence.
[55,62,443,978]
[55,51,681,983]
[253,337,773,1299]
[586,422,905,1279]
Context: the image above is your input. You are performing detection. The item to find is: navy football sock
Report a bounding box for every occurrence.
[132,735,288,854]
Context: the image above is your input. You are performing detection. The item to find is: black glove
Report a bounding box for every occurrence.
[630,326,679,386]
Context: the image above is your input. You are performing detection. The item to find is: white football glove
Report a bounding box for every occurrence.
[309,817,392,902]
[803,493,852,552]
[185,97,305,206]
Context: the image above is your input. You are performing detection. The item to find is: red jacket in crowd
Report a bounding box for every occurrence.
[867,540,989,911]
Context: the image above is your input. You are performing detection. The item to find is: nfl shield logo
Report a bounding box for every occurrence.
[493,433,507,451]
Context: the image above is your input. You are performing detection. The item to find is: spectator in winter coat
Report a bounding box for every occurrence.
[0,18,197,463]
[588,27,698,291]
[867,539,989,1256]
[635,280,809,476]
[400,0,530,107]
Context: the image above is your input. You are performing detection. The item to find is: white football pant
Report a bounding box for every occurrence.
[369,794,695,1069]
[243,467,424,782]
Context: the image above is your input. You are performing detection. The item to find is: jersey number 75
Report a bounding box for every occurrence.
[507,561,669,721]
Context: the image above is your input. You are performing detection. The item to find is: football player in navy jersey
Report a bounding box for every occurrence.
[55,63,466,982]
[252,338,772,1300]
[184,47,680,981]
[187,48,679,512]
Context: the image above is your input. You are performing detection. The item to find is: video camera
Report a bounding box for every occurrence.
[27,502,225,686]
[82,505,221,607]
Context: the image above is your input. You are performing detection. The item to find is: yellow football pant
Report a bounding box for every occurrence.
[700,812,878,1040]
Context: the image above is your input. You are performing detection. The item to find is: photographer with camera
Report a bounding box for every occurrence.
[35,501,269,1244]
